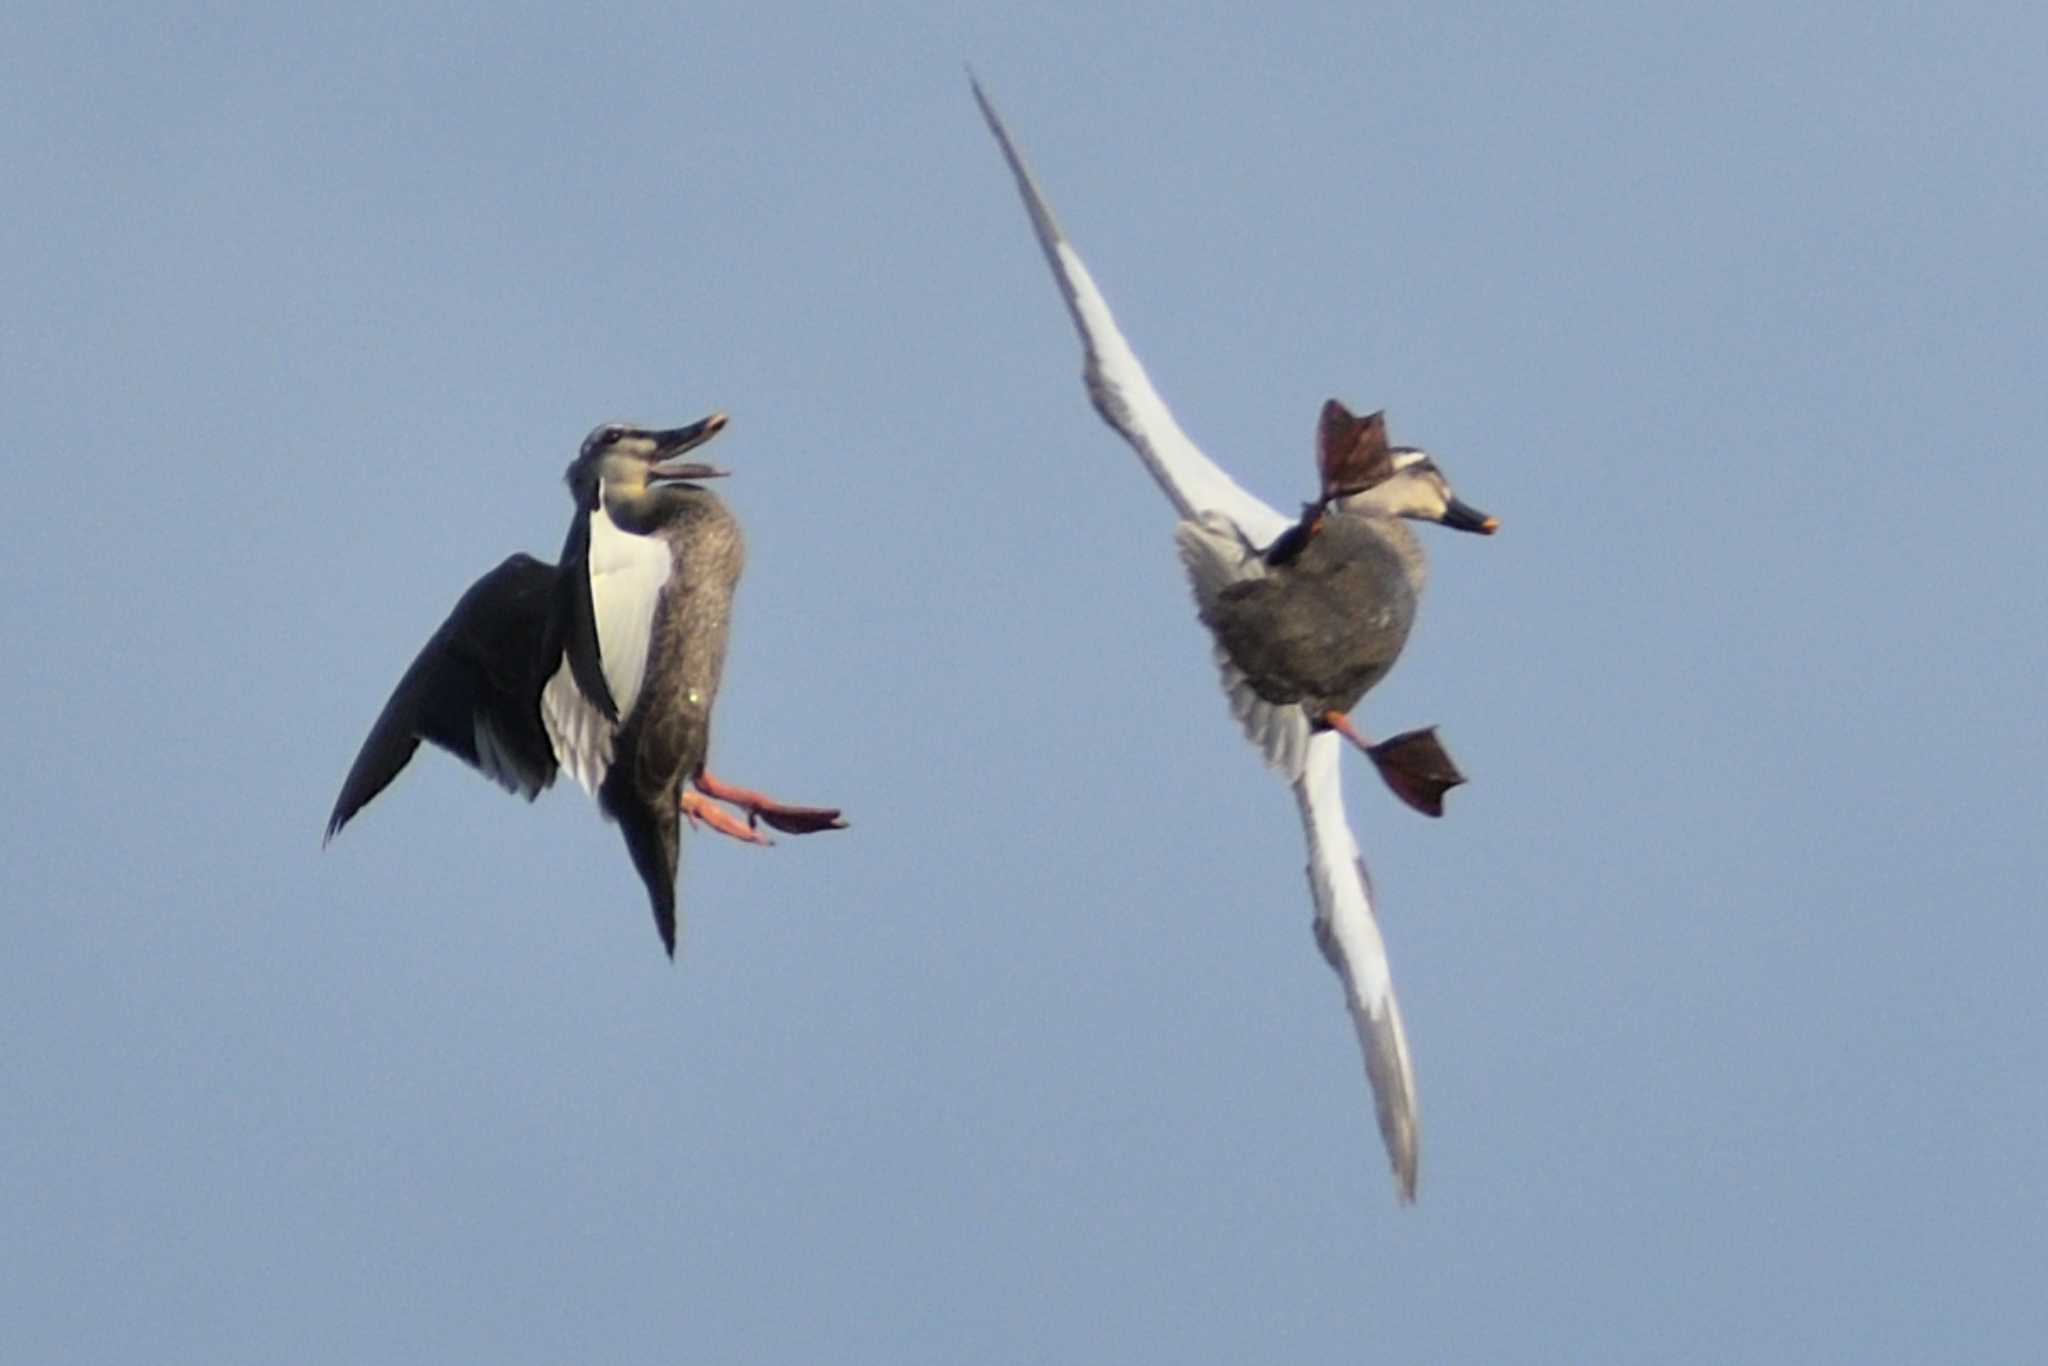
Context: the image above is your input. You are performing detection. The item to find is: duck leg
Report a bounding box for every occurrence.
[1320,712,1467,818]
[681,790,775,845]
[690,770,849,835]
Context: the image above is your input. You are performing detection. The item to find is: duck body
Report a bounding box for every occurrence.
[1197,513,1423,721]
[581,487,745,953]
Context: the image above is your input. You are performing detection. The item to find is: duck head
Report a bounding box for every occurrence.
[1334,448,1497,534]
[1316,401,1495,534]
[564,413,730,512]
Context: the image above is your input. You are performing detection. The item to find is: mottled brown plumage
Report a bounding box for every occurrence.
[599,488,744,954]
[1202,513,1423,721]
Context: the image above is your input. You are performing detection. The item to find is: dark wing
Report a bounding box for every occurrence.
[325,553,560,843]
[551,506,620,723]
[1318,400,1394,500]
[1262,504,1324,568]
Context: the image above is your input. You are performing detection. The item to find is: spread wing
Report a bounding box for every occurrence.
[975,76,1302,767]
[326,553,559,843]
[1298,733,1420,1202]
[972,78,1288,546]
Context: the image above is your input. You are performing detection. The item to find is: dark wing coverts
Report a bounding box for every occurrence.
[326,554,560,842]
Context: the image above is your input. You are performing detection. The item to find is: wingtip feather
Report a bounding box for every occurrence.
[1297,737,1421,1205]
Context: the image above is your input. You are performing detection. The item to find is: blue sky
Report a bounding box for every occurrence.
[5,4,2045,1361]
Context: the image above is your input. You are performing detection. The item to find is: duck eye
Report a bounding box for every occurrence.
[602,426,626,445]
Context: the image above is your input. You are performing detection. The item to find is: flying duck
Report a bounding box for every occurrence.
[327,415,845,956]
[975,81,1495,1203]
[1184,400,1497,818]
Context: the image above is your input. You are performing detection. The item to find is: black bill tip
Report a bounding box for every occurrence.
[1442,497,1498,535]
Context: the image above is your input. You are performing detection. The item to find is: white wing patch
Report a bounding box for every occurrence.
[1057,237,1290,543]
[1296,734,1419,1202]
[587,493,672,724]
[1175,512,1311,779]
[540,494,672,798]
[542,658,614,796]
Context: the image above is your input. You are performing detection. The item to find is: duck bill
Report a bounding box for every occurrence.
[650,412,731,480]
[1442,497,1498,534]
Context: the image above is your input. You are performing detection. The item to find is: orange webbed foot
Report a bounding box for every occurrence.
[682,790,774,845]
[692,771,849,836]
